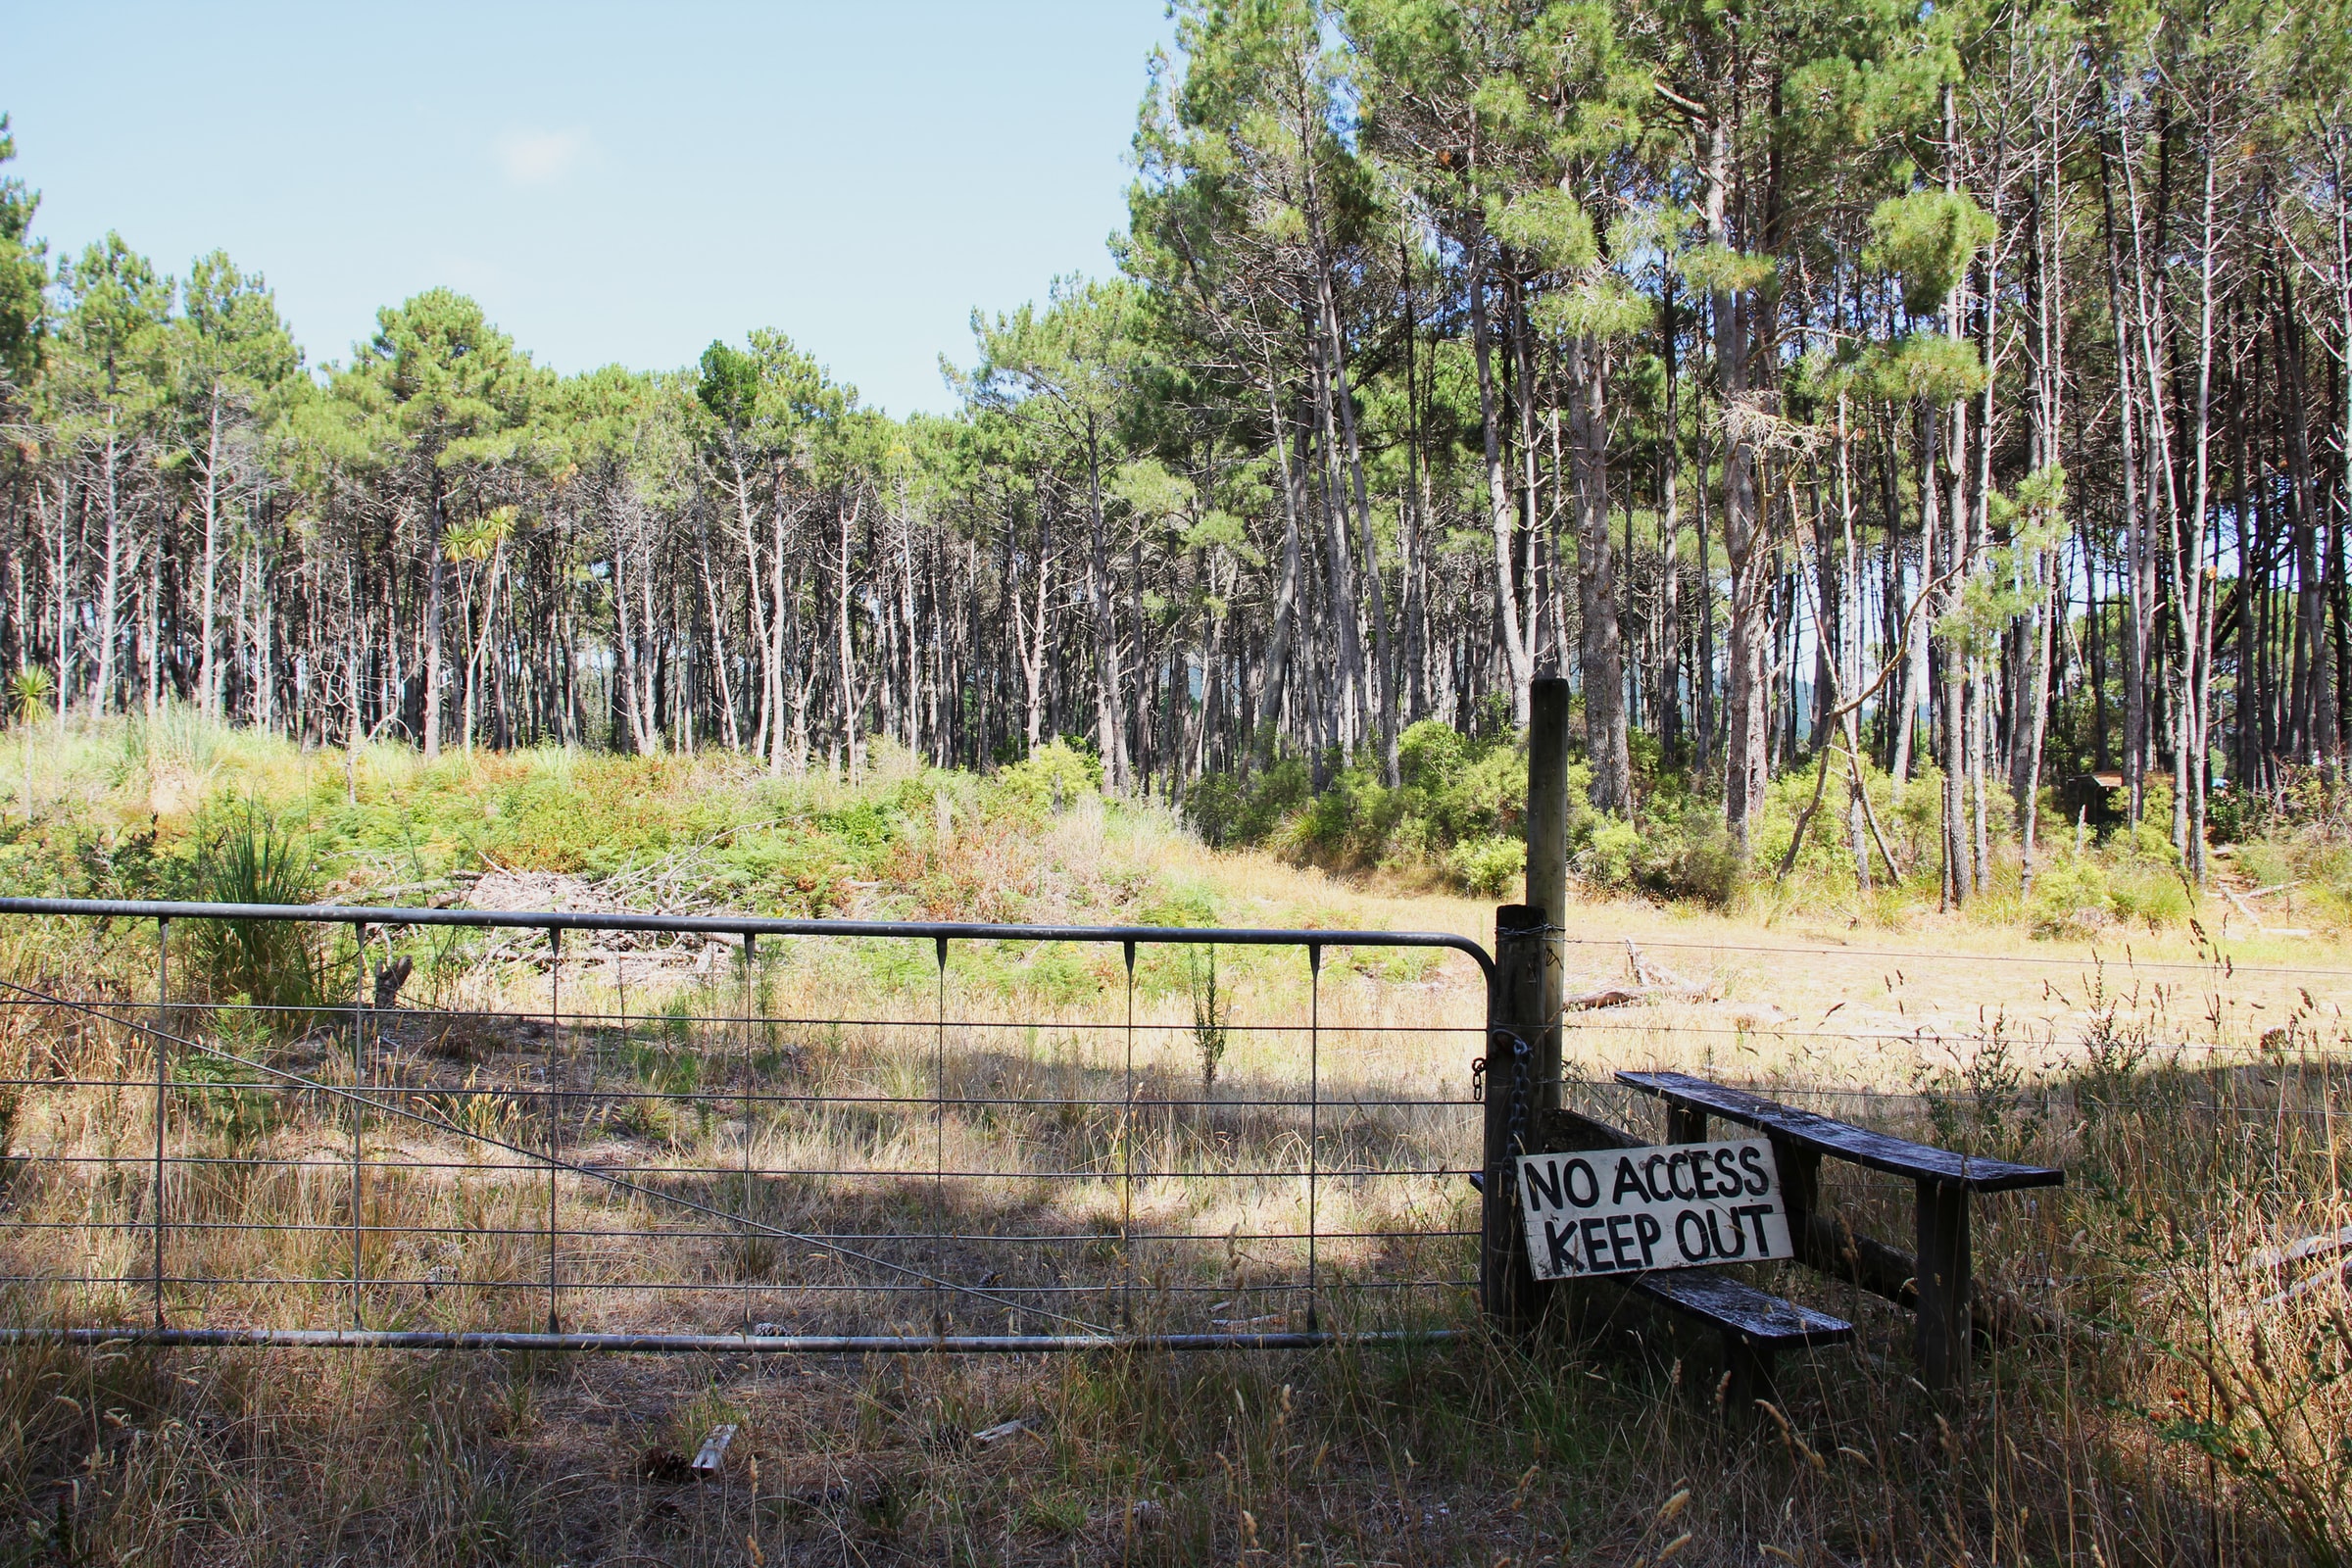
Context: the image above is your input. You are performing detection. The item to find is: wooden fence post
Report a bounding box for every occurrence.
[1525,676,1571,1117]
[1482,679,1574,1333]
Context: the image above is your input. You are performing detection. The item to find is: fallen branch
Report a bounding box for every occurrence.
[1559,945,1713,1010]
[1623,939,1702,991]
[2245,1226,2352,1274]
[1563,984,1654,1011]
[2260,1261,2351,1310]
[1778,543,1958,884]
[2222,887,2313,938]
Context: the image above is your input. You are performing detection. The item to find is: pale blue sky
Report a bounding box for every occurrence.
[0,2,1172,415]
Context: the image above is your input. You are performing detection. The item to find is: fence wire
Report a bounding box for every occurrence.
[0,901,1491,1353]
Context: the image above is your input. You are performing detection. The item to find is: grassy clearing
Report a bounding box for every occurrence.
[1,712,2349,1564]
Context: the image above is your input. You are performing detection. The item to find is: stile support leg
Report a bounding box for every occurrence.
[1914,1178,1972,1394]
[1774,1139,1821,1267]
[1719,1336,1777,1425]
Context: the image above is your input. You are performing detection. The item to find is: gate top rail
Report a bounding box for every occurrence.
[0,897,1494,981]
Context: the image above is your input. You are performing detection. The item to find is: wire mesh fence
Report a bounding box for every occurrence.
[0,900,1493,1352]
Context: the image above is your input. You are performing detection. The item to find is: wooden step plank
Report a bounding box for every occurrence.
[1617,1070,2063,1192]
[1631,1269,1853,1348]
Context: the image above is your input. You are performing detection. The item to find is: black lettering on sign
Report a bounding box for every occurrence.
[1544,1218,1580,1276]
[1564,1157,1599,1208]
[1610,1156,1650,1204]
[1516,1141,1789,1281]
[1606,1213,1638,1269]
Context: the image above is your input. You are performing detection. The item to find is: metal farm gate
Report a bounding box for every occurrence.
[0,899,1495,1355]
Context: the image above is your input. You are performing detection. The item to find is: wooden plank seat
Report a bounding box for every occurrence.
[1530,1106,1852,1414]
[1632,1269,1853,1350]
[1616,1070,2065,1391]
[1629,1266,1852,1411]
[1615,1071,2066,1193]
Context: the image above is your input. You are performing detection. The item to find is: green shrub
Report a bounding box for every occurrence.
[1138,884,1215,928]
[1396,718,1464,791]
[1447,834,1524,896]
[1235,718,1529,888]
[185,798,325,1014]
[2205,780,2261,843]
[1409,723,1527,845]
[2108,863,2192,927]
[1181,772,1249,847]
[2115,821,2182,869]
[1186,945,1232,1091]
[1576,817,1642,887]
[1184,756,1311,848]
[173,1051,277,1145]
[993,739,1102,815]
[2029,852,2111,938]
[1274,765,1404,865]
[2095,823,2189,926]
[1637,801,1742,906]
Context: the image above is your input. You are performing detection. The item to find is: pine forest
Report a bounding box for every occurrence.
[3,0,2350,906]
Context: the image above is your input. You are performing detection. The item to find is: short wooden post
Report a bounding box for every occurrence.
[1772,1136,1822,1262]
[1664,1103,1708,1144]
[1482,905,1546,1331]
[1721,1335,1777,1417]
[1914,1179,1973,1392]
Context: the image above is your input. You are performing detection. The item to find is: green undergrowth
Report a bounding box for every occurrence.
[0,713,1434,1010]
[1185,716,2352,939]
[4,710,2344,978]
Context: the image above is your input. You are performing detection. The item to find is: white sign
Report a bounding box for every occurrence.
[1518,1140,1792,1279]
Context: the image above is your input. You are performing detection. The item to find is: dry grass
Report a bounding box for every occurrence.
[2,729,2349,1564]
